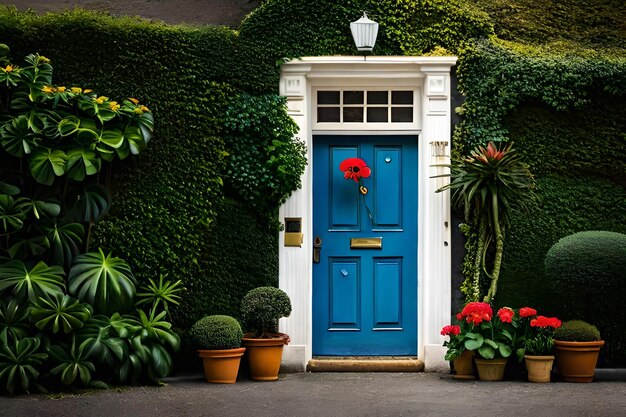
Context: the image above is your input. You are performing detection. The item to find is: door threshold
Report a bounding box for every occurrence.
[307,356,424,372]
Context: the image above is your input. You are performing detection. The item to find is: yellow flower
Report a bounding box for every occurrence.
[133,108,144,115]
[3,64,13,72]
[42,85,55,94]
[83,89,93,94]
[140,105,150,112]
[109,101,121,111]
[71,87,82,94]
[94,96,108,104]
[56,86,66,93]
[38,55,50,64]
[128,97,139,105]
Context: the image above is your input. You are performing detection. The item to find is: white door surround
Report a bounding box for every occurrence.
[278,56,456,372]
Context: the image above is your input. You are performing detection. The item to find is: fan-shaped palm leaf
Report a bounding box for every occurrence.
[0,336,47,395]
[31,294,92,334]
[68,248,136,315]
[0,260,65,301]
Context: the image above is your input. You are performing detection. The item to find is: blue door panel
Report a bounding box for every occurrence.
[330,258,360,328]
[374,258,401,327]
[313,135,418,356]
[374,147,402,228]
[330,146,359,230]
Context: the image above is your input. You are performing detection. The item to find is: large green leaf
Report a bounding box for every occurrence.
[23,198,61,219]
[0,115,42,157]
[77,315,127,366]
[42,222,84,268]
[31,294,92,334]
[0,298,30,344]
[66,184,110,223]
[49,337,96,386]
[0,336,47,395]
[29,147,66,185]
[68,248,136,315]
[65,148,101,181]
[0,194,29,233]
[0,260,65,302]
[8,234,50,259]
[478,344,495,360]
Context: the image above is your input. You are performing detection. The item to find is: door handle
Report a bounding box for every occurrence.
[313,236,322,263]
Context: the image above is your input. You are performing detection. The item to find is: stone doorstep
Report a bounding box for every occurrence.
[307,357,425,372]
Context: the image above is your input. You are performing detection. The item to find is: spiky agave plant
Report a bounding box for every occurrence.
[442,141,536,302]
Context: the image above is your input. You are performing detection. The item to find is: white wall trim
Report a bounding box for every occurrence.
[278,56,456,372]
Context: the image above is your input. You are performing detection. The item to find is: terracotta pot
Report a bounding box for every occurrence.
[524,355,554,383]
[554,340,605,382]
[241,337,286,381]
[474,358,508,381]
[198,347,246,384]
[453,350,475,380]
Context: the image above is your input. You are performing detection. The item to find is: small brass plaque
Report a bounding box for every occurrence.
[350,237,382,249]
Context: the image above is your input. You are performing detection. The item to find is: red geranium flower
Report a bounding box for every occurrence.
[340,157,371,183]
[460,302,493,325]
[440,325,461,336]
[530,316,562,329]
[519,307,537,318]
[497,307,514,323]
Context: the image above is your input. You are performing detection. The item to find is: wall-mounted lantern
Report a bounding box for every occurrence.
[350,12,379,52]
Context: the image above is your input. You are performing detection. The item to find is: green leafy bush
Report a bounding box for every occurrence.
[30,294,92,334]
[190,315,243,350]
[241,286,292,338]
[545,231,626,307]
[554,320,601,342]
[224,93,306,211]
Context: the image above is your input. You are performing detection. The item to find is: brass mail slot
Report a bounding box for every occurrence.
[350,237,382,249]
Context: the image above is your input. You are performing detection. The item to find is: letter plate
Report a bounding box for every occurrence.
[350,237,382,249]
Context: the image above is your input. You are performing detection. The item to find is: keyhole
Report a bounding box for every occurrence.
[340,269,349,277]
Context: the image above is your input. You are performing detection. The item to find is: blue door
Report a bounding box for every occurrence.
[313,135,418,356]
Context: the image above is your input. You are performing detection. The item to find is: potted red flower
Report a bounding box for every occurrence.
[441,324,474,380]
[442,302,514,381]
[515,307,562,383]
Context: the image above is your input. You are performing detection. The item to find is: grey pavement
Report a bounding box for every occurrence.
[2,370,626,417]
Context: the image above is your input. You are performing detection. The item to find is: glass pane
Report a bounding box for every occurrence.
[392,91,413,105]
[367,107,388,123]
[318,107,340,122]
[391,107,413,122]
[318,91,340,105]
[343,107,364,123]
[367,91,388,105]
[343,91,364,105]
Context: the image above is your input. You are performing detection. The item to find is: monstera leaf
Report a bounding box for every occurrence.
[0,260,65,302]
[31,294,92,334]
[0,115,42,157]
[0,335,48,395]
[29,147,66,185]
[0,194,29,233]
[68,249,136,315]
[66,184,110,223]
[65,148,101,181]
[41,222,84,268]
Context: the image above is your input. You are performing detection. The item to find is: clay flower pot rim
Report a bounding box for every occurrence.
[524,354,555,360]
[475,357,508,363]
[197,347,246,358]
[554,340,605,347]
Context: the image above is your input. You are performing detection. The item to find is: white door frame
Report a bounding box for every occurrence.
[277,56,456,372]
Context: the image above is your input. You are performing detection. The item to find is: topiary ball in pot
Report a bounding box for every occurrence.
[554,320,601,342]
[241,286,292,338]
[190,315,243,350]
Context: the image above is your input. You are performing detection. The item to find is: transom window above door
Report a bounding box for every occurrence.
[314,89,419,130]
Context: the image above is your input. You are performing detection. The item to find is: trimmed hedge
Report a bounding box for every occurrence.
[190,315,243,350]
[554,320,602,343]
[545,231,626,303]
